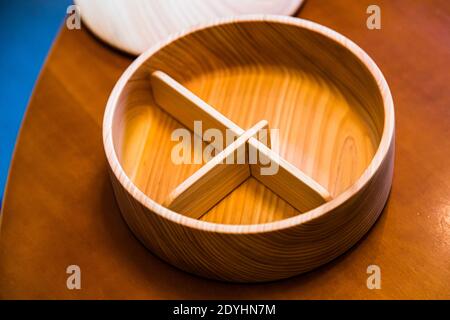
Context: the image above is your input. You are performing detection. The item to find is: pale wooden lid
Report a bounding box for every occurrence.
[74,0,304,55]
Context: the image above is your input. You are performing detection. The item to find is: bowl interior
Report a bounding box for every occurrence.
[111,20,384,225]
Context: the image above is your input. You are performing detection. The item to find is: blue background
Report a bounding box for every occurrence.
[0,0,71,204]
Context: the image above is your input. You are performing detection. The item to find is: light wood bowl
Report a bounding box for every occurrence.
[74,0,304,55]
[103,16,395,282]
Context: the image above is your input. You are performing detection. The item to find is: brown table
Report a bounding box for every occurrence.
[1,0,449,299]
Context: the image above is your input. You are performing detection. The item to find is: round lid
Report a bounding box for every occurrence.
[74,0,304,55]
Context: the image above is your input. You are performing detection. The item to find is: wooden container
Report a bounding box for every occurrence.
[74,0,304,55]
[103,16,395,282]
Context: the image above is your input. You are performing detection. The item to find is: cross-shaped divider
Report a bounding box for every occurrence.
[151,71,332,219]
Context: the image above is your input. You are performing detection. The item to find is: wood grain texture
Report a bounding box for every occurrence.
[1,0,449,297]
[164,121,268,218]
[249,140,332,211]
[104,16,394,282]
[75,0,304,55]
[152,70,330,215]
[151,70,241,140]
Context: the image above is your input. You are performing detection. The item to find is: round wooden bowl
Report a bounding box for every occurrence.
[103,15,395,282]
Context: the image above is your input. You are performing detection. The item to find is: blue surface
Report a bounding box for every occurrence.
[0,0,71,203]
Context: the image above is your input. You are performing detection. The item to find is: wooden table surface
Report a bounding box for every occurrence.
[0,0,449,299]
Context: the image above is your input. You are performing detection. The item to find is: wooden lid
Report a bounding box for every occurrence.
[74,0,304,55]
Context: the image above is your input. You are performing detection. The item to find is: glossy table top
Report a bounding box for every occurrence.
[0,0,449,299]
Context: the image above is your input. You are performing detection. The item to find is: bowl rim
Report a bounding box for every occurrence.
[103,14,395,234]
